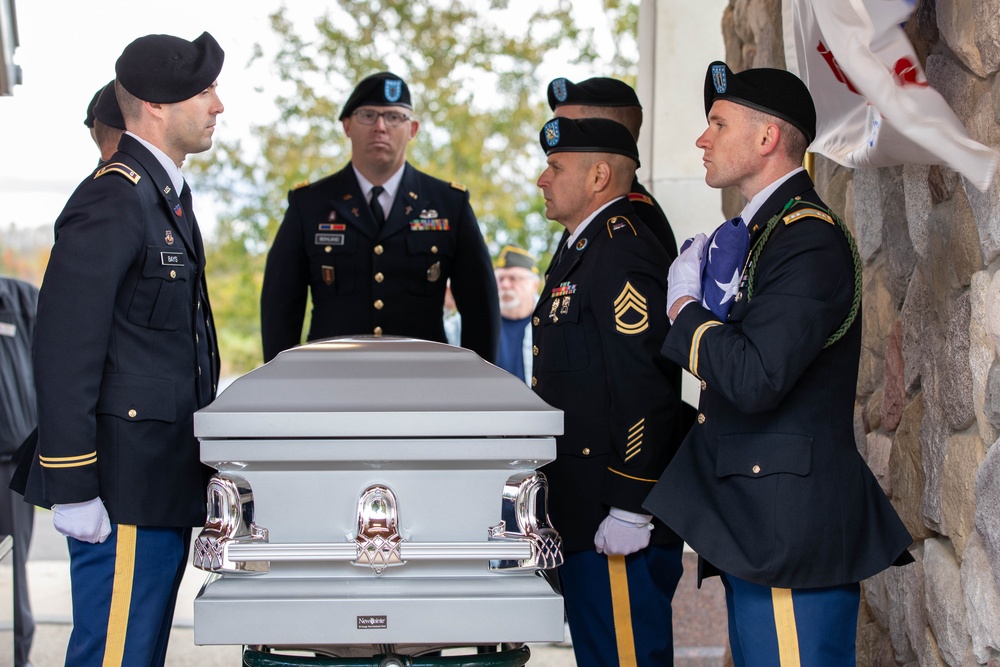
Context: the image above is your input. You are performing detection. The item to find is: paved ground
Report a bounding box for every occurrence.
[14,510,728,666]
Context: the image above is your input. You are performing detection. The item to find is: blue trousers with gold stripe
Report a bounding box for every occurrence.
[65,524,191,667]
[722,573,860,667]
[560,543,683,667]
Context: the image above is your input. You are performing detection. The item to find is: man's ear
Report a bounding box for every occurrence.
[592,160,612,192]
[759,122,781,157]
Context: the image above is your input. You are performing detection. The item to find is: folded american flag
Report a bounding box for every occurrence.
[681,217,750,320]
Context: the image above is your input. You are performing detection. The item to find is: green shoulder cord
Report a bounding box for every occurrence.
[744,197,862,349]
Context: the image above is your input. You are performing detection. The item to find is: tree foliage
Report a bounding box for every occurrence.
[193,0,638,375]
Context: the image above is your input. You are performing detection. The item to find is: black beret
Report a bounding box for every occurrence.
[547,77,640,111]
[116,32,224,104]
[496,245,538,274]
[84,87,101,128]
[704,61,816,143]
[539,117,640,167]
[340,72,412,120]
[94,81,126,130]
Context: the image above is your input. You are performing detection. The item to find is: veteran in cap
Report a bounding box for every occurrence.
[492,245,540,383]
[14,31,224,667]
[643,62,913,667]
[532,116,685,666]
[547,76,678,262]
[261,72,499,363]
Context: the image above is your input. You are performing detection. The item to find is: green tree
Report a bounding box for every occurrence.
[194,0,638,375]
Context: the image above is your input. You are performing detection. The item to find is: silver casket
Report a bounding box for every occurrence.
[191,337,565,658]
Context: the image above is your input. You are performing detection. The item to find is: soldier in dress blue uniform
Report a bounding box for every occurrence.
[260,72,499,363]
[85,80,127,163]
[547,76,678,262]
[532,117,685,666]
[12,32,224,667]
[0,276,39,667]
[644,62,913,667]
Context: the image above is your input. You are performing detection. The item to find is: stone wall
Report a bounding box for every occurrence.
[720,0,1000,664]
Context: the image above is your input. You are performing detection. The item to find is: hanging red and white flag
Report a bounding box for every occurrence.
[782,0,998,191]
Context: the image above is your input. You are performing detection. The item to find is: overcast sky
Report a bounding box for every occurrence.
[0,0,620,238]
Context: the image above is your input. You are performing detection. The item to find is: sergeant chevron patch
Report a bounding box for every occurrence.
[614,281,649,334]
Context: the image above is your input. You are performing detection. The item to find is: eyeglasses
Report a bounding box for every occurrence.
[352,109,412,128]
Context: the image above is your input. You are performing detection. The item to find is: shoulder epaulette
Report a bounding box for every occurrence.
[783,207,834,225]
[450,181,467,192]
[94,163,140,185]
[606,215,637,237]
[292,180,310,190]
[628,192,653,206]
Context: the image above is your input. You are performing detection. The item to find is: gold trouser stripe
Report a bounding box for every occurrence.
[608,555,637,667]
[103,525,137,667]
[771,587,801,666]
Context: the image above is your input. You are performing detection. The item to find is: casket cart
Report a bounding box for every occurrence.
[191,338,565,666]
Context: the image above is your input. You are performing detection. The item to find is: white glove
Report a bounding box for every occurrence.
[53,497,112,543]
[667,233,708,317]
[594,507,654,556]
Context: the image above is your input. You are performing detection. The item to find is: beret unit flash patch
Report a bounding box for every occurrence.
[614,281,649,334]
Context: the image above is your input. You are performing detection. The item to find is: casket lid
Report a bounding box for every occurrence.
[194,337,562,439]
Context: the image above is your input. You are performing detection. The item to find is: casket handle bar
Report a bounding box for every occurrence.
[241,644,531,667]
[194,476,562,576]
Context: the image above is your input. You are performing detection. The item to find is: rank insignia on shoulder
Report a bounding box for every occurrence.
[409,191,418,199]
[94,162,140,185]
[292,180,310,190]
[627,192,653,206]
[450,181,467,192]
[606,216,637,236]
[784,208,834,225]
[614,281,649,335]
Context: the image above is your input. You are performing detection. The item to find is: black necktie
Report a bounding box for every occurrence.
[369,185,386,229]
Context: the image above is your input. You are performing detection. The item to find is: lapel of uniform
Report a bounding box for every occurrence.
[333,166,378,240]
[745,170,815,244]
[381,163,420,240]
[535,218,601,319]
[119,135,197,259]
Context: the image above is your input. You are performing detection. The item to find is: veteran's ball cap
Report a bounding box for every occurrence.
[116,32,224,104]
[94,81,126,130]
[340,72,413,120]
[547,77,641,111]
[496,245,539,274]
[539,117,640,167]
[84,87,102,128]
[704,61,816,143]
